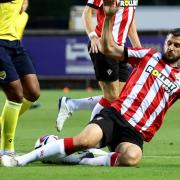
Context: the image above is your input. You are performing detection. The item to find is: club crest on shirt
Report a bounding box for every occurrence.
[107,69,113,76]
[0,71,6,80]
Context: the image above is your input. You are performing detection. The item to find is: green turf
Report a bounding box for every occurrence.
[0,90,179,180]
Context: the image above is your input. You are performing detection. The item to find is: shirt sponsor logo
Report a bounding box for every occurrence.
[119,0,138,7]
[145,65,177,93]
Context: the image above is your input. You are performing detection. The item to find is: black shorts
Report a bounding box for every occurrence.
[0,40,36,84]
[89,107,144,151]
[88,42,130,82]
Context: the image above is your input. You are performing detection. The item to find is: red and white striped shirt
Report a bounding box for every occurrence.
[87,0,136,45]
[111,48,180,142]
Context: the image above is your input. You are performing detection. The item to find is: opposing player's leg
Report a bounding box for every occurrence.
[0,46,24,155]
[0,42,40,155]
[0,80,23,155]
[0,77,39,155]
[15,47,40,115]
[0,100,22,155]
[56,95,102,132]
[19,74,40,115]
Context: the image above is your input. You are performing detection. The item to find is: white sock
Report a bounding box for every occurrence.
[16,139,66,166]
[67,95,102,112]
[79,152,117,166]
[54,154,86,164]
[88,148,108,156]
[90,102,104,120]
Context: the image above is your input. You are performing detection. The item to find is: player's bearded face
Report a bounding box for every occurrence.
[163,34,180,64]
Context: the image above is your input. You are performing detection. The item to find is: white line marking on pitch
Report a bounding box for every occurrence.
[16,153,180,159]
[144,155,180,159]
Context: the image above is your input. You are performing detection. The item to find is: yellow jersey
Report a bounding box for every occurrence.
[15,11,29,40]
[0,0,23,41]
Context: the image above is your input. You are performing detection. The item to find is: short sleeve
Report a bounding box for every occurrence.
[127,48,152,67]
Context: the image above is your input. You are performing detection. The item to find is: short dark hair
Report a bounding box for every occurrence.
[168,28,180,37]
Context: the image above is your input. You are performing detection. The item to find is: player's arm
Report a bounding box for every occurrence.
[16,0,29,39]
[82,5,100,53]
[100,0,125,61]
[128,19,142,48]
[20,0,29,14]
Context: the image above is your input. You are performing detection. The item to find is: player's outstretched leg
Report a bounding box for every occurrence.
[55,96,102,132]
[0,151,117,167]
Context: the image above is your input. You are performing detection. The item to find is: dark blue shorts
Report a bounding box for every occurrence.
[0,40,36,84]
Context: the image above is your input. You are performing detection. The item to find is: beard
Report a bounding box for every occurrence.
[162,53,180,64]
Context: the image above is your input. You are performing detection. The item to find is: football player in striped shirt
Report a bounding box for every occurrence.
[56,0,141,132]
[56,0,140,160]
[2,0,180,168]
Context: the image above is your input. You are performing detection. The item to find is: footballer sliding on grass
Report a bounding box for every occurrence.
[1,0,180,167]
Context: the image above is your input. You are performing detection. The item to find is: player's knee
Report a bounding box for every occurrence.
[12,93,24,103]
[25,89,40,102]
[124,152,141,166]
[6,88,24,103]
[31,90,40,101]
[116,150,142,167]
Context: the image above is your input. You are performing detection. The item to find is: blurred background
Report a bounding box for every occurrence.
[26,0,180,29]
[23,0,180,89]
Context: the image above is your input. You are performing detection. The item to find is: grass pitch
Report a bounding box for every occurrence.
[0,90,179,180]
